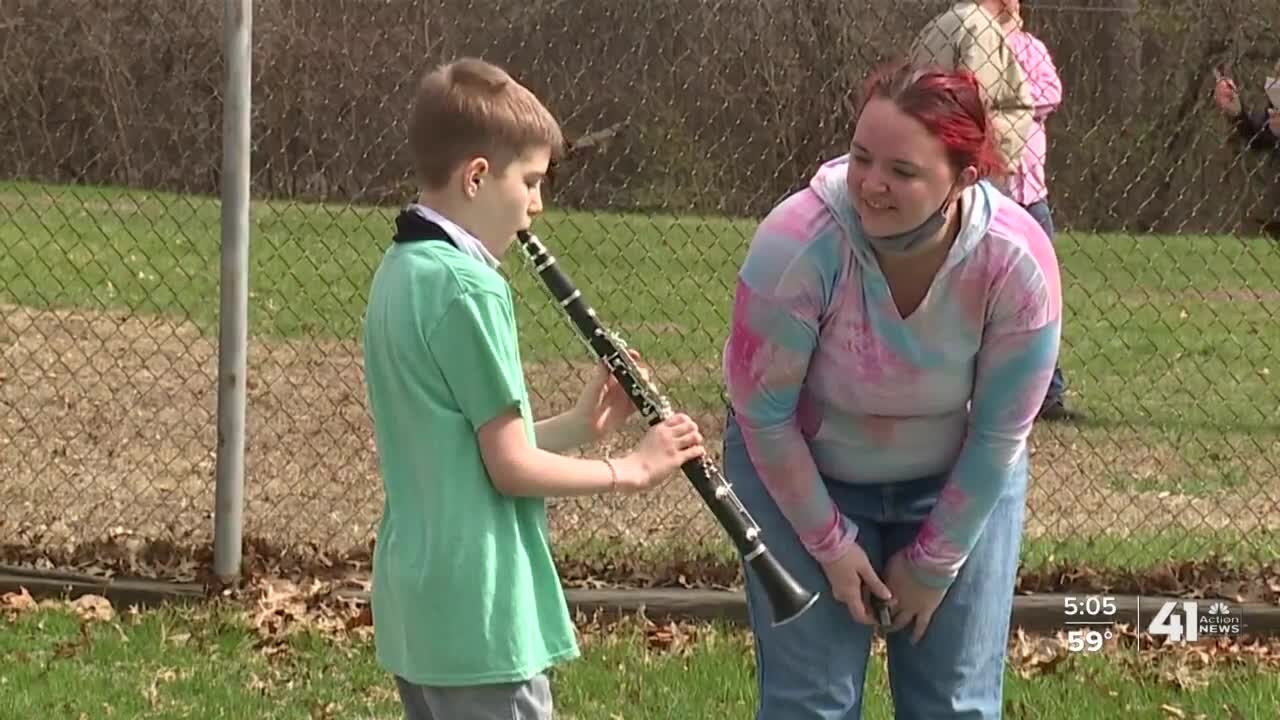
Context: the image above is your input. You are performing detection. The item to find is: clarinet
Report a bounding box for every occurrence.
[516,230,820,627]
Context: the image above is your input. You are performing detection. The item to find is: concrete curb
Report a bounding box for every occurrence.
[3,566,1278,636]
[555,588,1280,637]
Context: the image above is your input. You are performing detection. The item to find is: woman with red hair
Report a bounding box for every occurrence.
[721,62,1061,719]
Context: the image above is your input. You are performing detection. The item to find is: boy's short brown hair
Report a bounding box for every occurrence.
[408,57,565,190]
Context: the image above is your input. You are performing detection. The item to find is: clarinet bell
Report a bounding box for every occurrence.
[747,549,820,627]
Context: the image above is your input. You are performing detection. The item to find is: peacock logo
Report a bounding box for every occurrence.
[1206,601,1231,616]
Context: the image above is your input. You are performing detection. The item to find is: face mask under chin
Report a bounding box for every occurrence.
[862,191,955,256]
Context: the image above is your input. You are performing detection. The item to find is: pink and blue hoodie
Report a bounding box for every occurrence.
[723,155,1062,589]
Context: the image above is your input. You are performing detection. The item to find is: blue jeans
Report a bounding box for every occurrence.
[1021,199,1066,404]
[723,413,1028,719]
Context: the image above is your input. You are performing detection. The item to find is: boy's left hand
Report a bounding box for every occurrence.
[883,549,948,645]
[573,350,644,441]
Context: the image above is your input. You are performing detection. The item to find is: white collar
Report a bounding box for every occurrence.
[407,203,501,269]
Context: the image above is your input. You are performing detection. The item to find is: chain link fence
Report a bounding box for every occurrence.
[2,0,1279,582]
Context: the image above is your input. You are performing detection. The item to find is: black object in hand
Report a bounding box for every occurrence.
[870,597,893,627]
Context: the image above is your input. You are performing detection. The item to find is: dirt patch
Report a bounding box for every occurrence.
[0,190,150,215]
[1024,422,1280,542]
[1197,288,1280,304]
[0,302,376,552]
[2,304,1278,571]
[0,303,725,558]
[1126,287,1280,305]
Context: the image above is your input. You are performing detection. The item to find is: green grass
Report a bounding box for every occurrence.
[3,179,1278,418]
[0,180,751,404]
[3,179,1280,554]
[3,604,1275,719]
[1017,528,1279,571]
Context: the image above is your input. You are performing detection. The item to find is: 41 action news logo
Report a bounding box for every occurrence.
[1147,600,1245,642]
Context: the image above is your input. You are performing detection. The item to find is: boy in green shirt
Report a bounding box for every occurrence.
[361,57,707,720]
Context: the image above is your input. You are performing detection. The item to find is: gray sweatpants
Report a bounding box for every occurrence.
[393,674,553,720]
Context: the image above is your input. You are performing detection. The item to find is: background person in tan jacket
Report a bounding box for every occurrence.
[909,0,1035,183]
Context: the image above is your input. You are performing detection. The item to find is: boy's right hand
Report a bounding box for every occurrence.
[614,413,705,492]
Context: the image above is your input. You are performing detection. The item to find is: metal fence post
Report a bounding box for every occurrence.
[214,0,252,582]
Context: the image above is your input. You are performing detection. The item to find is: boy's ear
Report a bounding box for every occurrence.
[959,165,979,187]
[461,157,489,198]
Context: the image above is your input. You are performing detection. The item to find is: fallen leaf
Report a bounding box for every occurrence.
[645,621,679,652]
[1008,628,1070,678]
[1,587,37,615]
[344,605,371,630]
[70,594,114,622]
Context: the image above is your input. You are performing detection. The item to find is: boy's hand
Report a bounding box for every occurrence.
[613,413,705,492]
[573,350,645,441]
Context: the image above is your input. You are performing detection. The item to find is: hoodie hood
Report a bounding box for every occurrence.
[808,153,999,276]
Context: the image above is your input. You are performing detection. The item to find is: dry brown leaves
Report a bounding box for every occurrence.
[2,587,123,667]
[237,576,373,658]
[1005,626,1268,719]
[1,568,375,656]
[556,552,743,591]
[6,521,1280,607]
[1008,628,1073,679]
[1007,622,1280,693]
[0,585,37,616]
[571,607,754,663]
[2,586,114,623]
[1016,557,1280,606]
[0,530,372,589]
[5,577,1280,719]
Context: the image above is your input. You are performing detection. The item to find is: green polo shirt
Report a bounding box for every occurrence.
[361,235,579,686]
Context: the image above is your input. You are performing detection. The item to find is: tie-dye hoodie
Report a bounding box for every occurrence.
[723,155,1061,589]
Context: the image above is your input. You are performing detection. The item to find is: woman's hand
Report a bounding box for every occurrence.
[1214,76,1242,117]
[819,543,895,626]
[883,550,948,644]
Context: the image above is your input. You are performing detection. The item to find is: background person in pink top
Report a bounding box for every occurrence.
[1211,62,1280,238]
[1003,6,1075,420]
[721,62,1061,719]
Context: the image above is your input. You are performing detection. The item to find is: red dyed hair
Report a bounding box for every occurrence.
[856,62,1009,179]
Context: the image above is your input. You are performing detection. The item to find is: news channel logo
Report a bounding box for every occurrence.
[1146,600,1246,643]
